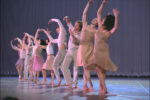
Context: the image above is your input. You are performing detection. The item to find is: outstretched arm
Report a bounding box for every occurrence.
[41,28,58,44]
[15,37,22,45]
[10,40,20,51]
[82,0,93,27]
[63,16,74,31]
[110,8,119,34]
[97,0,107,28]
[48,18,66,34]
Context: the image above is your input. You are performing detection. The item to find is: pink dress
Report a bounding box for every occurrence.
[32,46,44,71]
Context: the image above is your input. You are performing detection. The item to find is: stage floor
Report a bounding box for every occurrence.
[0,77,149,100]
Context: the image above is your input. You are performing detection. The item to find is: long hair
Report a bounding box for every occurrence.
[103,14,115,31]
[76,20,82,31]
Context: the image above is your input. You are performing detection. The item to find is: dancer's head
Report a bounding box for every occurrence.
[91,18,98,27]
[45,39,49,45]
[102,14,115,31]
[56,27,60,34]
[74,20,82,32]
[40,39,47,46]
[17,43,21,48]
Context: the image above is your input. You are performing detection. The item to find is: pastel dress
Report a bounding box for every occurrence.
[86,30,118,72]
[15,51,21,67]
[32,45,44,71]
[42,43,54,70]
[76,27,95,66]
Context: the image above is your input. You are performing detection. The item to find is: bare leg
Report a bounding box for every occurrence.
[97,67,106,95]
[49,70,55,86]
[33,71,36,82]
[83,69,88,90]
[29,70,33,81]
[16,65,21,78]
[41,69,47,85]
[36,71,39,84]
[102,69,107,94]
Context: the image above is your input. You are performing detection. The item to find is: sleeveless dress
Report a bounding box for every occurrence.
[86,30,118,72]
[32,46,44,71]
[76,27,94,66]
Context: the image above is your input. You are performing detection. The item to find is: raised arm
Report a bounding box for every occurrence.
[97,0,107,28]
[41,28,58,44]
[48,18,66,33]
[82,0,93,27]
[15,37,22,45]
[10,40,20,51]
[63,16,74,31]
[25,33,35,46]
[110,8,119,34]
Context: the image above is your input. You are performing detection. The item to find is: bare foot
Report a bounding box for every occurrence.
[30,79,33,82]
[41,80,47,85]
[57,80,61,87]
[48,82,54,86]
[83,85,89,90]
[68,84,72,89]
[89,87,94,92]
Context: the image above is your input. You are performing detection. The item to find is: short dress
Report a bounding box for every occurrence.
[86,30,118,72]
[76,28,95,67]
[32,46,44,71]
[15,51,21,67]
[42,43,54,70]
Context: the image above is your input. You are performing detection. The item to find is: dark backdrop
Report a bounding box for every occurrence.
[0,0,149,77]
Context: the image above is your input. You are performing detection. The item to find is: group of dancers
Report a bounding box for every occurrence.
[10,0,119,95]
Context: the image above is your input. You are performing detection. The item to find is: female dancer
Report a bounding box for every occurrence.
[14,35,26,80]
[40,28,55,85]
[10,40,22,79]
[76,0,98,90]
[24,34,34,81]
[86,0,119,95]
[26,29,46,83]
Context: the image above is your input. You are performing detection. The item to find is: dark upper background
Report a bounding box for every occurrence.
[0,0,149,77]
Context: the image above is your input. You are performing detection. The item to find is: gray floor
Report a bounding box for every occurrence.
[0,77,149,100]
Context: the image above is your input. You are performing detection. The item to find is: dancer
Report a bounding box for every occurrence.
[61,16,82,88]
[48,18,67,86]
[26,29,46,83]
[10,40,22,79]
[40,28,55,85]
[76,0,98,90]
[86,0,119,95]
[24,34,34,81]
[14,35,26,80]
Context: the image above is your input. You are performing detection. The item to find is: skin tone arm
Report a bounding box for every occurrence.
[63,16,74,31]
[40,28,58,44]
[110,9,119,34]
[10,40,20,51]
[97,0,107,29]
[82,0,93,27]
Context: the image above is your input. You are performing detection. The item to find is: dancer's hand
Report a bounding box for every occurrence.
[88,0,93,5]
[63,16,69,21]
[36,28,41,32]
[113,8,119,16]
[48,19,53,24]
[46,28,51,34]
[102,0,108,5]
